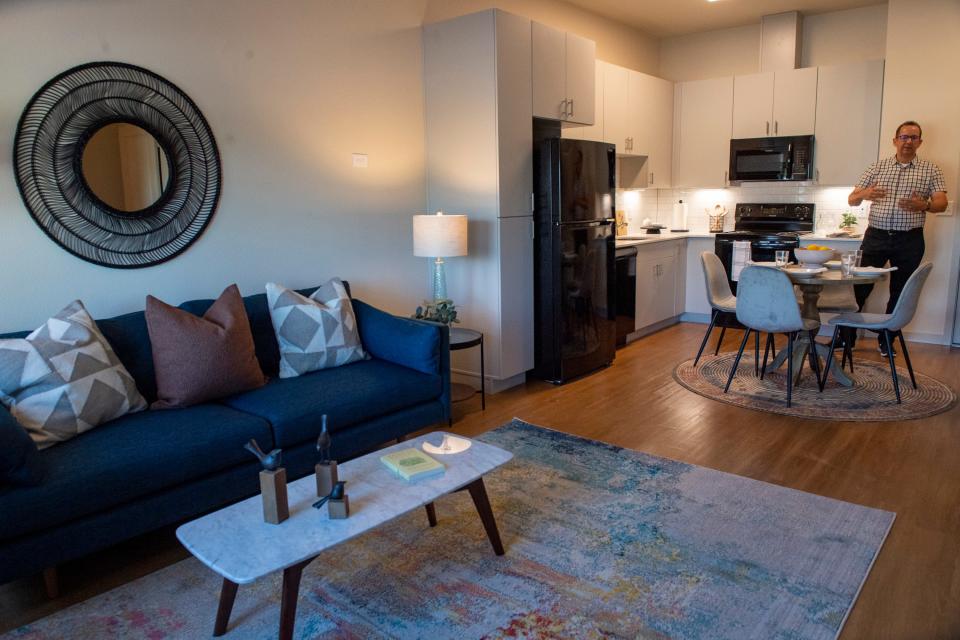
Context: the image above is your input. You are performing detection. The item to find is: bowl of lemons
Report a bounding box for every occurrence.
[794,245,835,266]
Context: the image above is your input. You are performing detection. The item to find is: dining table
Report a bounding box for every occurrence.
[764,265,890,387]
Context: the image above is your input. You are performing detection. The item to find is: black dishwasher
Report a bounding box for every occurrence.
[614,245,637,347]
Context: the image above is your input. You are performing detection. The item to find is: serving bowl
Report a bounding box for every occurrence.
[794,248,834,266]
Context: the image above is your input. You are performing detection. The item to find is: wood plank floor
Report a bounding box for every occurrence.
[2,322,958,638]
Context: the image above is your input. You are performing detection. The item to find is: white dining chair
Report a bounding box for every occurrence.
[694,252,758,368]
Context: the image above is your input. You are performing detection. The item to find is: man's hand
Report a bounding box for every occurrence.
[899,191,929,213]
[849,182,887,206]
[859,183,887,201]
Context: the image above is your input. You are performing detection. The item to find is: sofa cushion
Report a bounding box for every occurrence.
[0,300,148,449]
[0,409,42,487]
[0,404,272,541]
[222,359,442,448]
[266,280,366,378]
[146,285,267,409]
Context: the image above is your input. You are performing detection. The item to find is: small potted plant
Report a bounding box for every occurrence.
[839,212,859,234]
[413,299,459,325]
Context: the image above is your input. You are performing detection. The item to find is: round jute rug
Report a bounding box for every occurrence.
[674,352,957,421]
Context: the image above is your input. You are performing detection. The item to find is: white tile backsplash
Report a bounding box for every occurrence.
[617,183,868,235]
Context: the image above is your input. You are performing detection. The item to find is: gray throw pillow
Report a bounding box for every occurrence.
[0,301,147,449]
[266,279,366,378]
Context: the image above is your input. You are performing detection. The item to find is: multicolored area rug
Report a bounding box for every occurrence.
[675,352,956,421]
[4,420,894,640]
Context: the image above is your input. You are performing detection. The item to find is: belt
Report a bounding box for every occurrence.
[870,226,923,236]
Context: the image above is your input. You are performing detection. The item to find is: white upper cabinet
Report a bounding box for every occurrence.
[564,32,595,125]
[773,67,817,136]
[732,72,775,138]
[814,60,884,185]
[602,62,630,153]
[565,63,604,141]
[630,71,674,187]
[531,22,566,120]
[675,76,733,188]
[531,22,595,125]
[732,67,817,139]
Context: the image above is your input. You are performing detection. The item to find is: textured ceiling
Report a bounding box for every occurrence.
[562,0,885,37]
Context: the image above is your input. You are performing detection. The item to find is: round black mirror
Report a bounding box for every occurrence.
[80,122,172,214]
[14,62,221,268]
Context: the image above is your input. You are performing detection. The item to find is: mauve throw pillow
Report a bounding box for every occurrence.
[146,284,267,409]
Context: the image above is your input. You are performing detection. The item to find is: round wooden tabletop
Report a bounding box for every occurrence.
[783,267,887,286]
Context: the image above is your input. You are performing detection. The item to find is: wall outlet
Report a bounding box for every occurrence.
[351,153,368,168]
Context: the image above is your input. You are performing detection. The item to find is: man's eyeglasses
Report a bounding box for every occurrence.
[896,134,921,142]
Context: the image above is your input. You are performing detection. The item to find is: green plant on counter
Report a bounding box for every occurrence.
[840,212,859,228]
[413,299,459,325]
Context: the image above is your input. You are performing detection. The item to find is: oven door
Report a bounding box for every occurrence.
[729,146,788,181]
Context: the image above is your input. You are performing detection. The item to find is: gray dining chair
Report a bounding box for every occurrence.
[725,265,821,407]
[694,252,758,366]
[821,262,933,403]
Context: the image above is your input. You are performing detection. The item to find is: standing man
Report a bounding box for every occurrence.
[848,121,947,356]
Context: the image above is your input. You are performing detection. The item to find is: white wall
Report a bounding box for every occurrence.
[801,4,887,67]
[658,24,761,82]
[0,0,430,332]
[880,0,960,343]
[658,3,888,81]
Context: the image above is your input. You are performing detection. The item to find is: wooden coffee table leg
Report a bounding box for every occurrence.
[425,502,438,527]
[213,577,238,636]
[279,558,313,640]
[466,478,505,556]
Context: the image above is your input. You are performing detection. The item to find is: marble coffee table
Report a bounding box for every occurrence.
[176,432,512,640]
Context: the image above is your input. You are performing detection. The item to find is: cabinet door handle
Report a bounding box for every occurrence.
[560,99,568,119]
[650,172,654,185]
[774,120,778,135]
[815,169,820,183]
[766,121,770,135]
[724,170,728,186]
[568,98,574,118]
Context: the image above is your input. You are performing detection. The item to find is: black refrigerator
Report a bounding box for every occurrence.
[532,136,617,384]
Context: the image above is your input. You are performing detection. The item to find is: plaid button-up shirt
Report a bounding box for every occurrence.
[855,155,946,230]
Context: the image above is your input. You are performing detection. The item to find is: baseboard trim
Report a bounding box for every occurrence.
[451,368,526,394]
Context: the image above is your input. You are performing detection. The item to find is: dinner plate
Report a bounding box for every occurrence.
[786,266,827,275]
[851,266,898,275]
[825,260,841,270]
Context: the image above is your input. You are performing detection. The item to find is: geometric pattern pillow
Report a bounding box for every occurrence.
[0,300,147,449]
[265,279,367,378]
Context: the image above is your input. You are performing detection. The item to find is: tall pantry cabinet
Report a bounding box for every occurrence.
[423,10,535,389]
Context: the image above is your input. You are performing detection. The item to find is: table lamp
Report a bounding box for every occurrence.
[412,211,468,301]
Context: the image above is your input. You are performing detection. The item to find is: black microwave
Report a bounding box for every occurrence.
[728,135,814,182]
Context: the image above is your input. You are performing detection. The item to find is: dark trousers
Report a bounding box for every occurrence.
[854,226,925,314]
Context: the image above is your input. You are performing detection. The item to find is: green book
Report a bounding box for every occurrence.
[380,448,445,481]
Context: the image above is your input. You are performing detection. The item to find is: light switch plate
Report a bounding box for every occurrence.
[352,153,368,168]
[935,200,954,216]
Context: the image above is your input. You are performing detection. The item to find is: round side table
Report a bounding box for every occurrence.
[449,327,485,410]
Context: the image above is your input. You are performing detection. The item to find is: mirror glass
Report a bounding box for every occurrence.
[81,123,170,212]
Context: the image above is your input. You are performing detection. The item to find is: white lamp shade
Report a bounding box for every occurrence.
[412,213,468,257]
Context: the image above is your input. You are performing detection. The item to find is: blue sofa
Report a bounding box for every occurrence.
[0,286,451,587]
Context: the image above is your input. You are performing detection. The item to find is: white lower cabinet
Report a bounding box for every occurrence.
[635,242,683,331]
